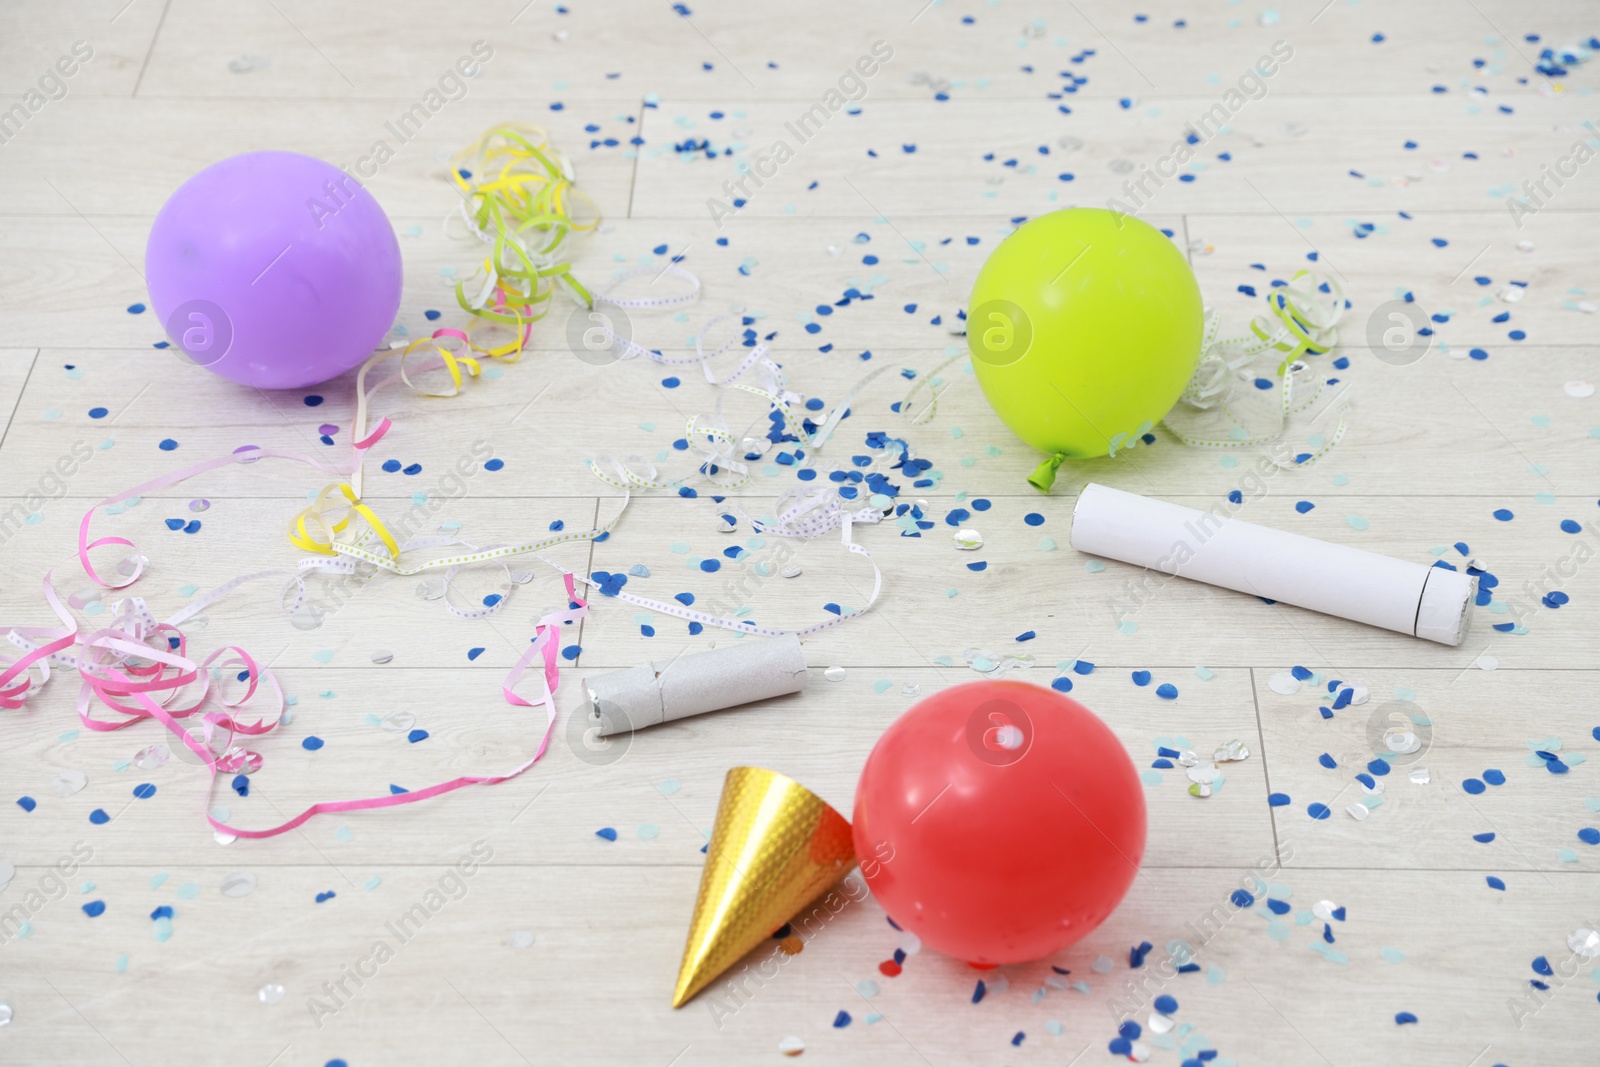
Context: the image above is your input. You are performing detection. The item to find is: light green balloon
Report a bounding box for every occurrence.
[966,208,1203,490]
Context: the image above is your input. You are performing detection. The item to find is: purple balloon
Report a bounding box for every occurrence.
[145,151,402,390]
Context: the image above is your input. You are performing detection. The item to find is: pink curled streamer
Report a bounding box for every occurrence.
[1,567,587,839]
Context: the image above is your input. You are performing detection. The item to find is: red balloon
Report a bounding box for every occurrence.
[852,680,1145,964]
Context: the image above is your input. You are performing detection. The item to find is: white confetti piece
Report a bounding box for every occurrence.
[1267,670,1302,695]
[778,1036,805,1056]
[1475,654,1499,671]
[257,984,285,1005]
[1408,767,1431,785]
[952,528,983,550]
[220,871,257,897]
[52,771,87,795]
[507,930,536,950]
[1564,380,1595,398]
[824,666,846,681]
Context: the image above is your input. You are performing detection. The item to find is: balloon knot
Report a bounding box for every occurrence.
[1027,453,1066,493]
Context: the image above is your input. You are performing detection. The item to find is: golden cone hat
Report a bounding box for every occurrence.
[671,766,856,1008]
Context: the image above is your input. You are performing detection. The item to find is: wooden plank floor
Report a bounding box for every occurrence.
[3,2,1599,1065]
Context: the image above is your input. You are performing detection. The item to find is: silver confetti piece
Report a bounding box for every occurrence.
[258,984,286,1005]
[1408,766,1431,785]
[1345,802,1370,821]
[1267,670,1302,695]
[1213,739,1251,762]
[952,528,984,550]
[370,650,394,665]
[780,565,802,578]
[134,744,170,770]
[1311,900,1342,921]
[1567,928,1600,958]
[507,930,536,950]
[0,1001,12,1027]
[415,578,446,601]
[189,499,210,512]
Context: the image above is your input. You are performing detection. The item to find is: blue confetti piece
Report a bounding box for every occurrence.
[165,518,185,531]
[1561,519,1582,534]
[1493,508,1514,521]
[17,796,36,812]
[971,981,986,1004]
[407,729,429,743]
[1295,500,1315,514]
[1532,956,1554,976]
[1230,889,1255,908]
[1486,876,1505,890]
[1156,683,1178,699]
[484,458,504,471]
[1473,831,1496,843]
[1131,670,1152,686]
[833,1010,852,1027]
[82,900,106,918]
[1462,777,1485,794]
[467,647,485,660]
[88,406,108,419]
[1015,630,1036,642]
[1153,994,1178,1014]
[1268,792,1291,807]
[1291,665,1313,680]
[232,775,249,797]
[158,438,178,451]
[150,905,173,920]
[89,808,110,824]
[596,827,617,841]
[132,783,157,799]
[1051,676,1074,693]
[1073,660,1095,675]
[316,891,337,903]
[1318,753,1338,769]
[1394,1011,1418,1025]
[561,644,581,661]
[302,736,324,751]
[1579,827,1600,845]
[1308,802,1331,820]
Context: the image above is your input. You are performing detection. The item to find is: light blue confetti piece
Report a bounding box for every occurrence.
[670,542,690,554]
[1045,1020,1064,1036]
[1558,847,1580,863]
[1038,536,1057,550]
[1141,770,1164,785]
[1194,666,1214,680]
[1091,955,1113,973]
[1381,947,1406,963]
[657,779,681,796]
[1084,559,1105,573]
[1266,919,1290,941]
[1309,942,1349,964]
[637,823,660,840]
[41,408,62,421]
[872,679,893,694]
[150,873,169,889]
[1118,620,1138,634]
[334,826,354,843]
[176,882,199,900]
[1219,455,1239,468]
[1347,515,1369,531]
[1206,965,1226,985]
[856,979,879,997]
[153,916,173,942]
[116,953,128,972]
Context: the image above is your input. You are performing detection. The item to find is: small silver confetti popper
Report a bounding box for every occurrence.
[584,634,809,737]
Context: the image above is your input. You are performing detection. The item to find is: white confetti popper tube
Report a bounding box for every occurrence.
[1070,483,1475,645]
[585,634,809,736]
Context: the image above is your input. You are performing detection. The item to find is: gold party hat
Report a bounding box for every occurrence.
[672,766,856,1008]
